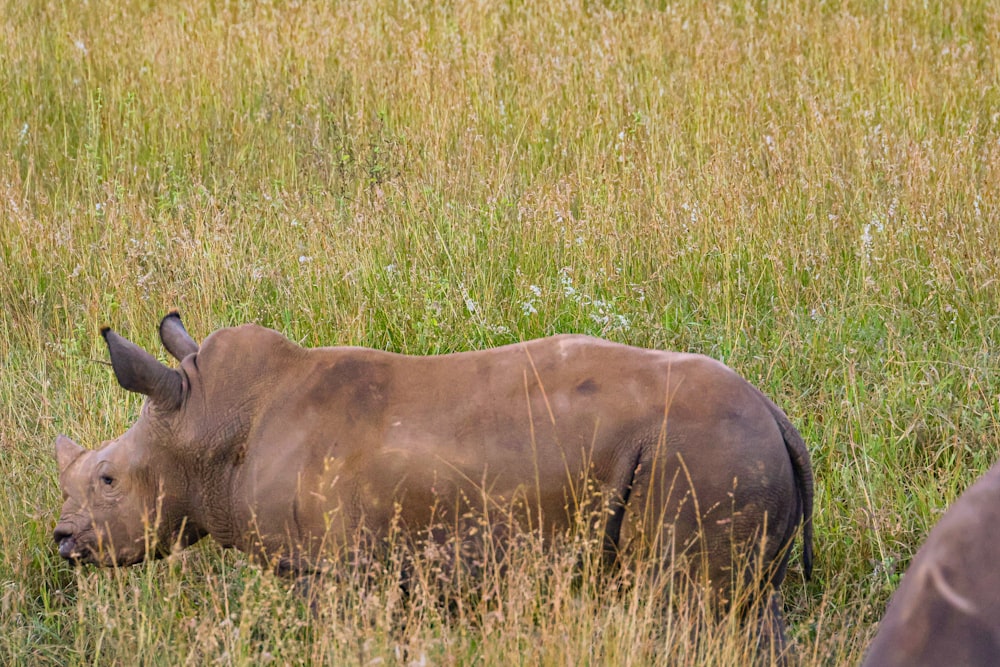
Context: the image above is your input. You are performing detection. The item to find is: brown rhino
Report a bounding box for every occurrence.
[54,313,813,643]
[861,461,1000,666]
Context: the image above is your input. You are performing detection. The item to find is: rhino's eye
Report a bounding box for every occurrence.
[100,475,114,486]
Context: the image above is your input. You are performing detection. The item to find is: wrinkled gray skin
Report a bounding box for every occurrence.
[861,461,1000,667]
[55,312,813,647]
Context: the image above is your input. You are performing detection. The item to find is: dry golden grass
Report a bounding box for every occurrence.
[2,0,1000,664]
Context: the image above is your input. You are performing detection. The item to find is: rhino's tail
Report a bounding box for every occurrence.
[759,389,814,581]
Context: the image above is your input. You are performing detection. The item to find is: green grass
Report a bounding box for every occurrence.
[3,0,1000,663]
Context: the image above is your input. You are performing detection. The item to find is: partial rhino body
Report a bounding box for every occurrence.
[862,461,1000,666]
[55,313,813,640]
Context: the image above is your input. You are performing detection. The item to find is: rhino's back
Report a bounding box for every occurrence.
[316,334,764,474]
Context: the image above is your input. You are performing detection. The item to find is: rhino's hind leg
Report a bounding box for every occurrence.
[750,591,792,666]
[615,452,797,662]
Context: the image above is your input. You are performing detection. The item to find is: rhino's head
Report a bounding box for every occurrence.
[53,312,206,566]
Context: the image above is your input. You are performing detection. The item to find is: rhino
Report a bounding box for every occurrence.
[861,461,1000,666]
[54,312,813,645]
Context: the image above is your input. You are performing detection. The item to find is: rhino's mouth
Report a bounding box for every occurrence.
[56,533,152,567]
[55,535,96,565]
[57,535,80,560]
[54,526,142,566]
[54,526,97,565]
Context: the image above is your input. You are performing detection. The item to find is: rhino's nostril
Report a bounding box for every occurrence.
[53,527,73,545]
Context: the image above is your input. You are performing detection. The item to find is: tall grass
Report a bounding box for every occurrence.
[2,0,999,663]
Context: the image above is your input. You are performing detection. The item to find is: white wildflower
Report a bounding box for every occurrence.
[559,267,577,299]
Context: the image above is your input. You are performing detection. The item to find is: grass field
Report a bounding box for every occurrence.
[2,0,999,664]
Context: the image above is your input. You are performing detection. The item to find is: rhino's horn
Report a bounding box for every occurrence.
[159,311,199,361]
[102,327,183,410]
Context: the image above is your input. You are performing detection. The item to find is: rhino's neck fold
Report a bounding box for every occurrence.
[190,412,257,549]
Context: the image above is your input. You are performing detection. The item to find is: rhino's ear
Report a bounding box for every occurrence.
[56,435,85,474]
[159,311,199,361]
[102,327,183,410]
